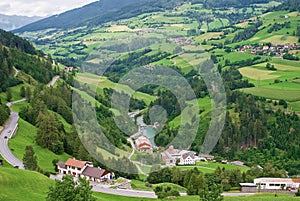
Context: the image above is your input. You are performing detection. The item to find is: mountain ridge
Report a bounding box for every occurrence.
[0,14,42,31]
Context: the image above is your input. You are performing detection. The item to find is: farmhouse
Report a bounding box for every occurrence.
[135,136,153,153]
[56,158,114,183]
[161,151,176,166]
[179,152,196,165]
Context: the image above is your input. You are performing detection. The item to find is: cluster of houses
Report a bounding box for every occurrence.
[160,145,215,166]
[236,43,300,57]
[170,37,192,46]
[56,158,114,183]
[240,178,300,192]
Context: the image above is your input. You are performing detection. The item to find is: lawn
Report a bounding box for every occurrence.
[10,101,29,113]
[169,96,212,128]
[93,192,300,201]
[77,73,156,105]
[195,161,250,172]
[176,161,250,174]
[8,118,72,173]
[242,87,300,102]
[0,167,54,201]
[238,57,300,108]
[0,168,298,201]
[225,193,300,201]
[239,67,279,80]
[0,84,24,104]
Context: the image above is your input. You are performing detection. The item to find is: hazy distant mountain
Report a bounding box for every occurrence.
[14,0,278,33]
[14,0,142,32]
[0,14,42,31]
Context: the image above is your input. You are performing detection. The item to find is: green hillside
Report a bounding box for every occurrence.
[1,0,300,200]
[0,166,299,201]
[0,167,54,201]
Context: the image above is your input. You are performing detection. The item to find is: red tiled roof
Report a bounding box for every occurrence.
[65,158,86,169]
[138,142,151,148]
[291,179,300,183]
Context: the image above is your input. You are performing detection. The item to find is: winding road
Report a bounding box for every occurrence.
[0,99,27,169]
[0,76,60,169]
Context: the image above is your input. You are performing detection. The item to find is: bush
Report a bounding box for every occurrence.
[154,185,180,199]
[295,189,300,196]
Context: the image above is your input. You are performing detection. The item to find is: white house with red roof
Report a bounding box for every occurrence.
[179,152,196,165]
[57,158,114,183]
[135,136,152,153]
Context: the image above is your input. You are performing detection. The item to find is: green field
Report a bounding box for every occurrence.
[238,57,300,110]
[0,167,54,201]
[8,118,71,173]
[1,166,299,201]
[177,161,250,174]
[77,73,156,105]
[242,87,300,103]
[169,96,212,128]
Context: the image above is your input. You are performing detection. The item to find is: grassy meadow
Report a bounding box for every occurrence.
[8,118,71,173]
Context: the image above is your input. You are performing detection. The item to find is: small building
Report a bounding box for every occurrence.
[199,154,215,160]
[254,178,300,190]
[230,161,245,167]
[179,152,196,165]
[56,158,114,183]
[81,166,114,183]
[240,183,258,192]
[135,136,152,153]
[161,151,176,166]
[221,160,228,164]
[61,158,93,177]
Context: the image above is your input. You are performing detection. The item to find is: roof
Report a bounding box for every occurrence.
[199,154,214,159]
[56,162,66,169]
[135,136,152,148]
[138,142,151,148]
[182,153,195,160]
[161,151,173,161]
[240,183,257,187]
[82,167,109,179]
[166,145,180,155]
[254,178,300,183]
[65,158,87,169]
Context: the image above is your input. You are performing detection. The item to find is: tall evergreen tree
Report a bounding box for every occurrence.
[36,112,64,154]
[23,145,38,170]
[6,88,12,102]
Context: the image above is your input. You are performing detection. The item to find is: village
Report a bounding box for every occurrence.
[235,42,300,58]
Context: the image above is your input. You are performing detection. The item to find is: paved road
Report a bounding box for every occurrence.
[0,110,24,169]
[0,74,60,169]
[6,98,27,108]
[47,75,60,87]
[93,185,157,198]
[222,193,256,197]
